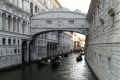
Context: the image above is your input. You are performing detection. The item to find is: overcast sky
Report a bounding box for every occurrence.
[59,0,91,13]
[58,0,91,38]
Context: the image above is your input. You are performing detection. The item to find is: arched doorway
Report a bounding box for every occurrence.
[22,41,27,64]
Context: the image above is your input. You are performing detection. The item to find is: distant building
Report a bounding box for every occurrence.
[72,32,85,51]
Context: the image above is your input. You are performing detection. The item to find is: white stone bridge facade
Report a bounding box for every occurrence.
[31,8,88,38]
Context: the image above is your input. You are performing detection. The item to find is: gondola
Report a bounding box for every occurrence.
[52,60,61,66]
[37,60,46,66]
[76,55,82,61]
[64,53,69,57]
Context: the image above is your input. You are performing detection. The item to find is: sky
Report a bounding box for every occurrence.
[59,0,91,38]
[59,0,91,13]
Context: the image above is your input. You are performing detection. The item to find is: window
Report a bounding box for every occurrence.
[18,49,19,53]
[17,19,20,32]
[2,13,6,30]
[2,38,6,45]
[35,6,37,13]
[107,57,111,70]
[8,15,11,31]
[69,20,74,24]
[110,13,115,28]
[8,39,11,45]
[100,19,104,32]
[13,39,16,45]
[13,17,16,32]
[46,21,52,24]
[18,40,19,45]
[30,2,33,15]
[14,48,17,53]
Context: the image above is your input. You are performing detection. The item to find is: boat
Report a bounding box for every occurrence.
[37,60,46,65]
[76,55,82,61]
[64,53,69,57]
[52,60,61,66]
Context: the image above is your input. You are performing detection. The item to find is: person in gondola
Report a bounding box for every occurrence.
[51,56,55,63]
[38,57,46,65]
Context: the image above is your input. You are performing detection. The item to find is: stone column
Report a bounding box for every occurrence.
[15,17,18,33]
[6,37,8,45]
[11,38,13,45]
[0,37,2,45]
[0,11,2,30]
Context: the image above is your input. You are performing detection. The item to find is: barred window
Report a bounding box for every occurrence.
[46,21,52,24]
[69,20,74,24]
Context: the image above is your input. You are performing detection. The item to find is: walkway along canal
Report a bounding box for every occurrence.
[0,52,97,80]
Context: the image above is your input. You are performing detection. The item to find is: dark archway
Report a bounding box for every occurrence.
[29,41,34,62]
[22,41,27,64]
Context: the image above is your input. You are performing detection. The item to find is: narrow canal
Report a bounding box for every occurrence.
[0,53,97,80]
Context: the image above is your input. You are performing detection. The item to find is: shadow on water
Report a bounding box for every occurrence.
[0,53,97,80]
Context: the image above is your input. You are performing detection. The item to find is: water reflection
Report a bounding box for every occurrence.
[0,53,96,80]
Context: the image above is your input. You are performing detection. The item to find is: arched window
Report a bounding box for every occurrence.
[35,6,37,13]
[13,17,16,32]
[2,13,6,30]
[8,15,11,31]
[30,2,33,15]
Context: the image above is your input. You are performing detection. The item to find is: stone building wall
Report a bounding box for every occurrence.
[86,0,120,80]
[0,0,64,69]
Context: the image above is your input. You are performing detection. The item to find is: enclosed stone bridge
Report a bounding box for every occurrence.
[22,8,89,63]
[31,8,88,38]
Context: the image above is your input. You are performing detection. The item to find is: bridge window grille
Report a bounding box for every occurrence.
[69,20,74,24]
[46,21,52,24]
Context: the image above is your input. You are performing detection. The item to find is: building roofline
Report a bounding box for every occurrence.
[86,0,99,21]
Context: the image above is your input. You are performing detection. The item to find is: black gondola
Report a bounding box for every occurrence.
[76,55,82,61]
[37,60,46,65]
[64,53,69,57]
[52,60,61,66]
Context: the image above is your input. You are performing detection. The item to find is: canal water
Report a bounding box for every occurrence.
[0,53,97,80]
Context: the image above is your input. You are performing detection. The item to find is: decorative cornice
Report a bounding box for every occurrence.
[2,0,30,15]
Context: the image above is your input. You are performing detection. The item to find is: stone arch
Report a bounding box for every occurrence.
[2,13,6,30]
[13,17,16,32]
[22,20,26,34]
[17,19,20,32]
[21,41,27,63]
[8,15,11,31]
[32,30,86,39]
